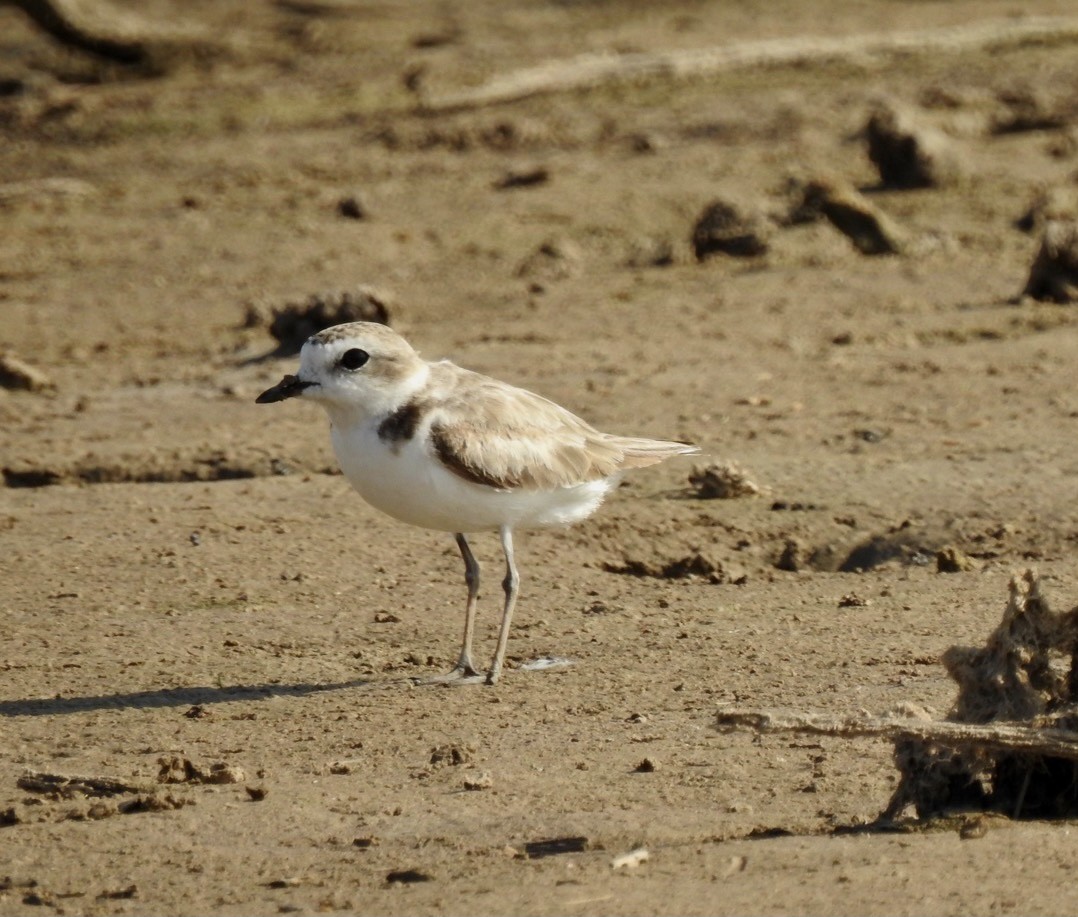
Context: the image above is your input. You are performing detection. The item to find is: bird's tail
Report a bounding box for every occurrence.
[612,436,700,470]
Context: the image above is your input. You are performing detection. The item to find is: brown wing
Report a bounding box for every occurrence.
[426,368,627,491]
[426,364,697,491]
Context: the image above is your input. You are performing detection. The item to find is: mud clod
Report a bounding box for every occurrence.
[605,552,727,583]
[17,772,146,799]
[1022,220,1078,303]
[691,199,771,260]
[336,194,368,220]
[157,756,245,785]
[2,468,62,488]
[789,177,907,255]
[839,529,937,572]
[98,884,138,900]
[936,546,976,573]
[386,869,431,884]
[523,836,589,859]
[944,571,1078,724]
[775,538,807,572]
[250,287,393,355]
[463,771,493,790]
[430,744,472,767]
[116,794,191,814]
[494,166,549,189]
[0,353,54,392]
[689,461,760,499]
[203,763,246,785]
[865,99,962,189]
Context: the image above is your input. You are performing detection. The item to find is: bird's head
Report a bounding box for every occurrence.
[256,322,428,419]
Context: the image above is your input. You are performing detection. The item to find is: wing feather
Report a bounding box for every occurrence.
[425,363,697,491]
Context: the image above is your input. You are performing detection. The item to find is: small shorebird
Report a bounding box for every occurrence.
[257,322,698,685]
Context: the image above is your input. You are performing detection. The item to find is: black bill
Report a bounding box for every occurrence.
[256,374,316,403]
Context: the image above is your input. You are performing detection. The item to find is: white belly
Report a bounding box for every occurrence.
[330,419,615,533]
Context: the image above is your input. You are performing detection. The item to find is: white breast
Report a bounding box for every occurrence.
[329,418,616,534]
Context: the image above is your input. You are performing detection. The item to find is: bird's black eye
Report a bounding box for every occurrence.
[339,348,369,370]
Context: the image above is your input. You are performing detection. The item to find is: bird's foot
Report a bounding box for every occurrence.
[413,660,487,686]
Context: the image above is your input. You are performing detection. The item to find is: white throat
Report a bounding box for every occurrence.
[322,360,431,429]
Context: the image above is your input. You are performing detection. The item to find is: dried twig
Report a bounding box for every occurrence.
[428,17,1078,112]
[716,708,1078,760]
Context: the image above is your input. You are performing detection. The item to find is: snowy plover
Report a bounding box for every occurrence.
[257,322,698,685]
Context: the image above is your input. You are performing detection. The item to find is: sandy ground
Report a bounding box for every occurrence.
[4,1,1078,914]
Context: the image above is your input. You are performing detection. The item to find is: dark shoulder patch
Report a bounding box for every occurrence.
[377,400,424,446]
[431,425,519,490]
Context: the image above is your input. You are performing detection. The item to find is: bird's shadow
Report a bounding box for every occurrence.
[0,677,401,718]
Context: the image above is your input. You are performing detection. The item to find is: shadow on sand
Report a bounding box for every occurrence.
[0,677,406,717]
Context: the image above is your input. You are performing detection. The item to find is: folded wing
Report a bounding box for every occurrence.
[427,366,698,491]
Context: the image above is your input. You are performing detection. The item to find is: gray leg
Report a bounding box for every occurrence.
[486,525,520,686]
[414,533,483,684]
[451,533,482,677]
